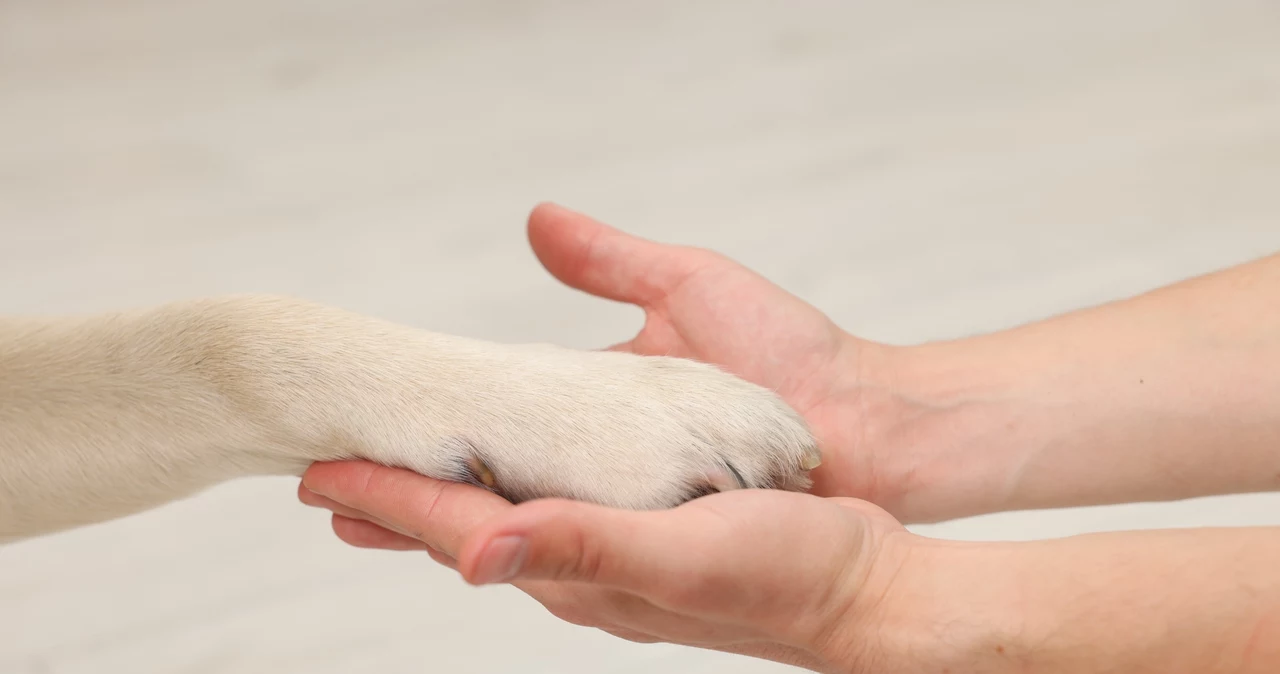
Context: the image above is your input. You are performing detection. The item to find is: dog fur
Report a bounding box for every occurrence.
[0,295,818,542]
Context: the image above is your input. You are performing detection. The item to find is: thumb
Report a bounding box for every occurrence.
[456,492,872,622]
[457,498,680,590]
[526,202,702,306]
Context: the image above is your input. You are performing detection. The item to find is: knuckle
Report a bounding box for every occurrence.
[569,524,607,582]
[525,502,608,583]
[355,462,393,497]
[541,517,605,582]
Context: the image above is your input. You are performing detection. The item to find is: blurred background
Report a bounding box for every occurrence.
[1,1,1278,672]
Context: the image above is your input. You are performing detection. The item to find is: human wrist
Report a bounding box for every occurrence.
[812,530,1031,674]
[819,527,1280,674]
[876,311,1280,517]
[817,329,1038,522]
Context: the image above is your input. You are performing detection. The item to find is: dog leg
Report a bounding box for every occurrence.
[1,295,818,542]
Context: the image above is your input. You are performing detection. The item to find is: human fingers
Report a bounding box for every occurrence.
[456,497,668,590]
[330,515,428,551]
[301,461,514,557]
[299,484,428,551]
[458,492,855,614]
[426,546,459,569]
[526,202,705,306]
[298,482,411,534]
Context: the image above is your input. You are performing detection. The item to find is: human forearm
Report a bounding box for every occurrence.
[847,253,1280,520]
[1018,527,1280,673]
[856,527,1280,674]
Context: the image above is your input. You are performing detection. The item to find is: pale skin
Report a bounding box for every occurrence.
[299,203,1280,673]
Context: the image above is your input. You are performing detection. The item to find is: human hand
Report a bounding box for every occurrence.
[525,204,912,510]
[301,461,1280,674]
[527,203,1015,521]
[298,461,930,673]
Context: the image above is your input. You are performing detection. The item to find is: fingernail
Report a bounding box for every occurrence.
[471,535,528,585]
[300,480,328,499]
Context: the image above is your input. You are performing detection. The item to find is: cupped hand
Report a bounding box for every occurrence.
[298,461,912,673]
[526,203,902,508]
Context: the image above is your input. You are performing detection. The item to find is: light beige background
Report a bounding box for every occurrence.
[1,1,1278,672]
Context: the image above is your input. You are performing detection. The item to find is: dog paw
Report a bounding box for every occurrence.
[393,345,821,509]
[214,298,820,510]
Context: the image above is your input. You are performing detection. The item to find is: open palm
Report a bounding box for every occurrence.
[527,204,877,500]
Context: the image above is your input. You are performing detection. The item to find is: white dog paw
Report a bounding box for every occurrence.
[406,347,821,509]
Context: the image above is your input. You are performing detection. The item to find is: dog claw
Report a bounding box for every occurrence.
[467,457,497,488]
[706,460,748,492]
[799,446,822,471]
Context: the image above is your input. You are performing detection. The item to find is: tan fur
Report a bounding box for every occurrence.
[0,295,817,542]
